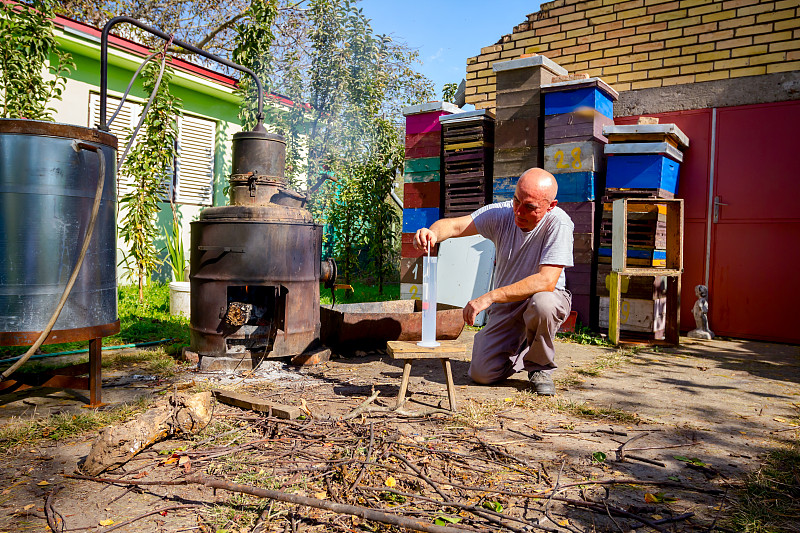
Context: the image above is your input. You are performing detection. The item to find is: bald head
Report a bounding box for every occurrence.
[518,168,558,203]
[512,168,559,231]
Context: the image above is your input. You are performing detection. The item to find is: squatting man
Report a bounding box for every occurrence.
[413,168,574,395]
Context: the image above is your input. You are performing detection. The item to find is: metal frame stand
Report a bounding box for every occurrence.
[0,337,104,407]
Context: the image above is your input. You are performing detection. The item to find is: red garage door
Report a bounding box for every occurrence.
[617,100,800,343]
[711,101,800,343]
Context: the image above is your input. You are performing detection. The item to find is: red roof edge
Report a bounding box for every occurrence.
[54,13,304,108]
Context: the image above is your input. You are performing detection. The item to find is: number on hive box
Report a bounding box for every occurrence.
[554,146,583,170]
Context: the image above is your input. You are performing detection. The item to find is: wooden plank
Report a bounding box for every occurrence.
[604,187,675,199]
[544,86,614,119]
[444,171,487,180]
[558,201,594,233]
[544,111,613,144]
[541,77,619,101]
[400,256,423,284]
[387,340,465,359]
[404,157,440,173]
[599,296,667,335]
[495,103,540,122]
[444,141,485,150]
[212,389,304,419]
[606,133,680,147]
[605,154,680,194]
[666,275,681,345]
[602,123,689,149]
[604,142,683,163]
[496,119,539,150]
[666,199,683,271]
[404,170,441,183]
[403,181,440,209]
[400,282,422,300]
[405,111,447,135]
[544,141,605,174]
[496,89,541,109]
[565,266,593,294]
[596,264,667,299]
[553,171,597,202]
[611,199,627,272]
[608,271,621,345]
[402,207,439,233]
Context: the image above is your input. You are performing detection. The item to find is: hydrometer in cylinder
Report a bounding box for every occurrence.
[417,251,440,347]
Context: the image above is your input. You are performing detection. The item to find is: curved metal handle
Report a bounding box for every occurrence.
[100,16,264,130]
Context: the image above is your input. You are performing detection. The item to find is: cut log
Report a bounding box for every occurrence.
[82,391,213,476]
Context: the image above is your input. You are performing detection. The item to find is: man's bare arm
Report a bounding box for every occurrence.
[462,265,564,325]
[413,215,478,253]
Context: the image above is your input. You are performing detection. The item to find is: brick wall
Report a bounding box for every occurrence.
[466,0,800,111]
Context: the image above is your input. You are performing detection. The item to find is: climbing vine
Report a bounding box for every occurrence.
[232,0,278,130]
[118,56,182,302]
[0,0,74,120]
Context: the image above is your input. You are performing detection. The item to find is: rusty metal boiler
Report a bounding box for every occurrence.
[189,125,334,370]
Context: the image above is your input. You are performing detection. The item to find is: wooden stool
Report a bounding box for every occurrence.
[387,340,463,412]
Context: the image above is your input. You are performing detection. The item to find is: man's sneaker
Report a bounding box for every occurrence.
[529,371,555,396]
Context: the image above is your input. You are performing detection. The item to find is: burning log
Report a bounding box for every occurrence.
[224,302,253,326]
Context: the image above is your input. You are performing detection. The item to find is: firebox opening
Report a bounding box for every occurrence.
[223,284,287,351]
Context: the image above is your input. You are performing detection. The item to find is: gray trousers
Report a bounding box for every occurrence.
[468,289,572,385]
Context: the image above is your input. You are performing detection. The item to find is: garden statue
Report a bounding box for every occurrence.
[688,284,714,340]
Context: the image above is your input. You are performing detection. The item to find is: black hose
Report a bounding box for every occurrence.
[0,143,106,380]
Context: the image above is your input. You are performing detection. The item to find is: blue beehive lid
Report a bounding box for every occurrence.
[542,78,619,119]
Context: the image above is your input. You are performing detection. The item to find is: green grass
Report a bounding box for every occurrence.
[508,391,642,424]
[726,441,800,532]
[557,324,612,346]
[319,281,399,305]
[0,282,190,361]
[0,396,151,452]
[575,350,633,377]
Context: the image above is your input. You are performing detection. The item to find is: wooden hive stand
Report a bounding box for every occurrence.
[387,340,463,412]
[608,198,683,345]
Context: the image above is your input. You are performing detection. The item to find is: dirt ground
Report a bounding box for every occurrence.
[0,331,798,532]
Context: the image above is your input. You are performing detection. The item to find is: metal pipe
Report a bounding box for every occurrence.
[0,339,175,366]
[100,16,264,129]
[704,108,718,288]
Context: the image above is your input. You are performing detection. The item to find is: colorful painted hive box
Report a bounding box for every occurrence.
[554,171,597,202]
[542,78,619,120]
[605,154,680,195]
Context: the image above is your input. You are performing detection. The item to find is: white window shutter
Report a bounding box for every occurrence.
[175,114,216,206]
[88,93,142,197]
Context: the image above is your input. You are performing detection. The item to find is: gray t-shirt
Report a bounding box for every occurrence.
[471,201,574,291]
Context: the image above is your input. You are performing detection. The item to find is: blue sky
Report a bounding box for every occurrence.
[361,1,545,105]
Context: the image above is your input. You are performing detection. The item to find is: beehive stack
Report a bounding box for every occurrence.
[400,102,460,300]
[439,110,495,218]
[491,55,567,202]
[596,123,689,338]
[598,124,689,268]
[541,77,619,327]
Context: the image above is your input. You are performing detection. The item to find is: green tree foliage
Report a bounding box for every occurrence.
[232,0,278,130]
[118,56,182,302]
[281,0,433,290]
[442,82,458,103]
[0,0,74,120]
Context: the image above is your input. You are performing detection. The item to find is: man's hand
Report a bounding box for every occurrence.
[413,228,437,254]
[463,293,494,326]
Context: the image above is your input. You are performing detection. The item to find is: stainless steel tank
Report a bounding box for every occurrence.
[0,119,120,345]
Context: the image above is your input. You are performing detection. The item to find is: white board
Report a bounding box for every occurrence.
[436,235,495,326]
